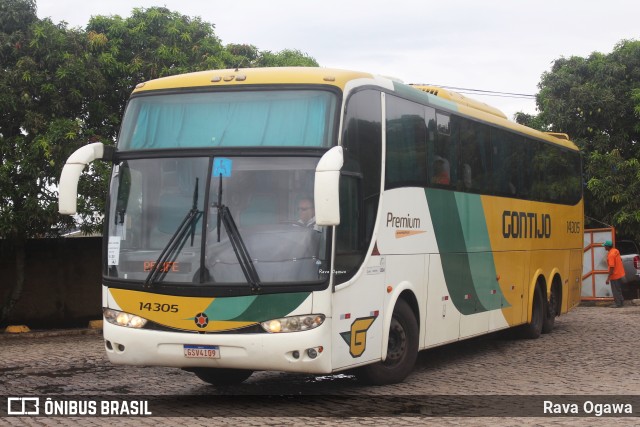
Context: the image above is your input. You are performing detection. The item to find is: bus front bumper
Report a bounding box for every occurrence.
[102,319,333,374]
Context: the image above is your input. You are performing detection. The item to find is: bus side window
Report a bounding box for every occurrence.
[385,95,427,189]
[429,111,455,188]
[458,119,490,193]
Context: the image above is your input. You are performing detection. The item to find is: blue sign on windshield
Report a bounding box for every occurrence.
[213,158,232,178]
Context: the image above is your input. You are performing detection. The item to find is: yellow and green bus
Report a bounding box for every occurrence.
[59,67,583,385]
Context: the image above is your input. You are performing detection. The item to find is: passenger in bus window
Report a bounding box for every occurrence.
[432,158,450,185]
[461,163,472,189]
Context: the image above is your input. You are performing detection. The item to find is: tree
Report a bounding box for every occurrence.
[254,48,319,67]
[225,43,318,68]
[513,112,547,131]
[531,40,640,240]
[0,0,107,323]
[225,43,260,68]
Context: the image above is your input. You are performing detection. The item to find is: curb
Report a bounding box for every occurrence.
[0,321,103,341]
[0,327,102,340]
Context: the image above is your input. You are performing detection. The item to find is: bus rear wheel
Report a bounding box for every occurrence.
[542,285,558,334]
[519,284,543,339]
[189,368,253,386]
[355,299,418,385]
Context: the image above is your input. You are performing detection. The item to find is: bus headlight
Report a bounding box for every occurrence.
[261,314,325,333]
[103,308,148,329]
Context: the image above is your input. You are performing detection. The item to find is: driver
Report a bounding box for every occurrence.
[297,197,316,228]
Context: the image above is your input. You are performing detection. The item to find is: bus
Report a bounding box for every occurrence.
[58,67,583,385]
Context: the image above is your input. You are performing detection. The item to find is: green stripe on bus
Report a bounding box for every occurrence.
[455,192,505,311]
[426,189,507,314]
[204,292,311,322]
[203,295,257,320]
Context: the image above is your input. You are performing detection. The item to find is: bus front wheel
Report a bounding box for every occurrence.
[189,368,253,386]
[355,299,418,385]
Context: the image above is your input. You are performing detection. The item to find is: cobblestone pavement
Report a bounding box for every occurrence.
[1,304,640,426]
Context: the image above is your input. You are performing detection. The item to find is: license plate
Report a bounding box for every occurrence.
[184,345,220,359]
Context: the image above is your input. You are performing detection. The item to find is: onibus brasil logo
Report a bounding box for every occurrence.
[6,397,152,416]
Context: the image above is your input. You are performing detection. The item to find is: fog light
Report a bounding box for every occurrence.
[307,348,318,359]
[292,350,300,359]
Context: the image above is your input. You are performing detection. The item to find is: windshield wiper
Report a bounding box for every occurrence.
[214,173,262,293]
[143,178,203,288]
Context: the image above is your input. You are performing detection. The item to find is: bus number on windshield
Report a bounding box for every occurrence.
[139,302,179,313]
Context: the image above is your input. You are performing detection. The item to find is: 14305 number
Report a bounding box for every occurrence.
[139,302,179,313]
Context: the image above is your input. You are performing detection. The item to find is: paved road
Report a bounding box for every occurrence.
[2,304,640,425]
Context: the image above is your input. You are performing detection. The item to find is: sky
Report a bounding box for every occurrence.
[35,0,640,120]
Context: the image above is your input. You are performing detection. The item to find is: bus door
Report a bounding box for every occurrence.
[331,256,386,371]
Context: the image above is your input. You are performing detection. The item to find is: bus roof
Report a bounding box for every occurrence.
[394,82,579,151]
[132,67,578,151]
[132,67,375,92]
[410,85,508,120]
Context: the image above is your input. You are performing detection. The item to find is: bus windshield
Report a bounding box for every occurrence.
[106,156,330,288]
[118,90,338,150]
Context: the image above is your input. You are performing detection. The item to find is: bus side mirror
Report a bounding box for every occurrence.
[58,142,107,215]
[314,146,343,226]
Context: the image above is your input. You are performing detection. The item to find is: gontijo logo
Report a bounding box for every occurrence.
[340,316,377,357]
[386,212,426,239]
[502,210,551,239]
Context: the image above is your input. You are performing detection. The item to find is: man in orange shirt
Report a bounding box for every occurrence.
[604,240,625,308]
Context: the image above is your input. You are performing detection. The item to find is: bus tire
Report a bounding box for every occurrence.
[355,299,418,385]
[190,368,253,386]
[519,284,543,339]
[542,286,558,334]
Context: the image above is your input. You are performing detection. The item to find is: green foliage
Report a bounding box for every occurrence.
[225,43,319,68]
[225,43,260,67]
[256,49,319,67]
[585,150,640,233]
[0,1,106,240]
[87,7,227,79]
[531,39,640,240]
[0,0,36,34]
[513,112,548,131]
